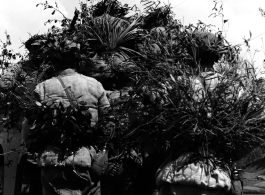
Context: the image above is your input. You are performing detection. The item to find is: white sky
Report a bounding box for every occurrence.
[1,0,265,73]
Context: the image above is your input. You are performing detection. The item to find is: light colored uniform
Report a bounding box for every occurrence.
[25,68,110,195]
[156,152,231,195]
[34,68,110,127]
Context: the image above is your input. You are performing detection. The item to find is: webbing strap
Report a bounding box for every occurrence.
[57,76,76,107]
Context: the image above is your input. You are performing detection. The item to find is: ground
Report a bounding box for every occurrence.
[242,157,265,194]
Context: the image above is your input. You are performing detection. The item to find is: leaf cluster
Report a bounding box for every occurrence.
[113,58,265,163]
[141,0,174,29]
[0,32,22,68]
[25,101,93,154]
[37,1,70,27]
[86,0,132,18]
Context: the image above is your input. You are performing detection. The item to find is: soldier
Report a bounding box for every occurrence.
[0,34,50,195]
[0,34,52,93]
[23,39,110,195]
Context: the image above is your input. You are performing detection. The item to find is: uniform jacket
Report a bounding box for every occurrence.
[34,68,110,127]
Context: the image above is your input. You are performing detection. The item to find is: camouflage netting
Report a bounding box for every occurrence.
[1,0,265,165]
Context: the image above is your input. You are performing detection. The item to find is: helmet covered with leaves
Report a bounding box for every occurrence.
[24,34,49,67]
[29,32,81,70]
[25,34,47,51]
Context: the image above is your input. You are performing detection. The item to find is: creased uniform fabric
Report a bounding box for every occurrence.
[156,152,231,195]
[191,72,220,102]
[34,68,110,127]
[37,146,96,167]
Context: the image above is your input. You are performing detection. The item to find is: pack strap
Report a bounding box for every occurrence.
[57,76,76,107]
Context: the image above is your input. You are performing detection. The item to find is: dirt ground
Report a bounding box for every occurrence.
[241,157,265,194]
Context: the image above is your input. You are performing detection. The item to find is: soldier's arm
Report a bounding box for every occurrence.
[97,81,110,110]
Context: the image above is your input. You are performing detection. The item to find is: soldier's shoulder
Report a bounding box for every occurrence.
[37,76,58,85]
[79,74,101,84]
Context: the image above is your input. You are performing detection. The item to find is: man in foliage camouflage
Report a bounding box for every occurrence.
[23,39,110,195]
[0,34,52,93]
[0,34,52,195]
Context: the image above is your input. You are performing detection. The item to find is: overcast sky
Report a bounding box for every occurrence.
[1,0,265,73]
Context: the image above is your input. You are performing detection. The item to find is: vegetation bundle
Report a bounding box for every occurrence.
[0,0,265,167]
[25,100,94,155]
[117,58,265,164]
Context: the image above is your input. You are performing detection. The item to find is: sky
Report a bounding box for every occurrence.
[1,0,265,74]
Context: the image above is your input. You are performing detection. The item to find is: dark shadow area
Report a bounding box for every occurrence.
[0,145,4,195]
[15,154,42,195]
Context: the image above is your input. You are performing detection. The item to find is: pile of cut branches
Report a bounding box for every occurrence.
[25,100,94,155]
[1,0,265,166]
[105,56,265,164]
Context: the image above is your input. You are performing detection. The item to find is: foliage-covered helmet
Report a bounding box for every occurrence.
[25,34,47,51]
